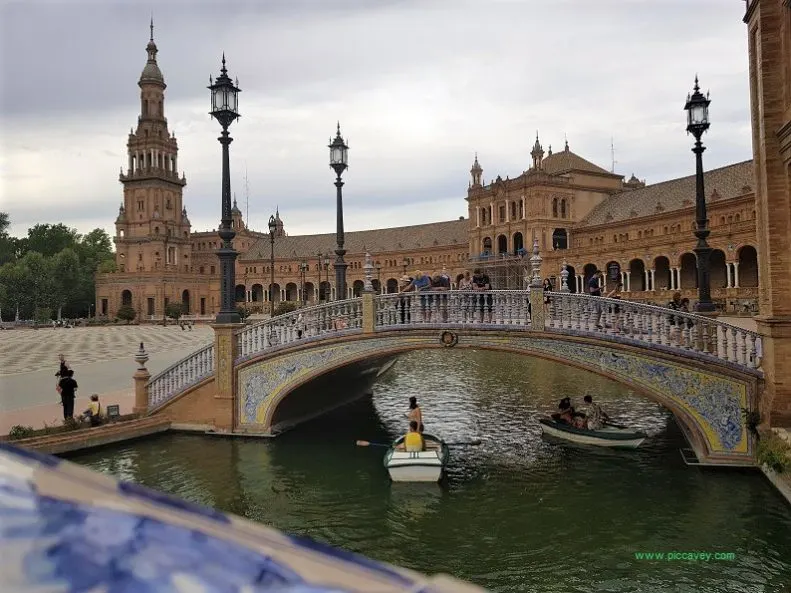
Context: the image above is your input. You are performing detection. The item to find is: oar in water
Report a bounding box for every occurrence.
[356,439,482,448]
[603,421,629,430]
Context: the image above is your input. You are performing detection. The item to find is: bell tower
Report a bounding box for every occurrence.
[115,20,190,274]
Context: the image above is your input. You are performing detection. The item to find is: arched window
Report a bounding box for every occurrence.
[560,199,567,218]
[552,198,558,217]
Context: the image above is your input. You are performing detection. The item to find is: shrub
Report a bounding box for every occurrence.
[165,302,183,321]
[237,306,250,320]
[34,307,52,324]
[742,408,761,436]
[8,425,35,440]
[274,301,299,316]
[757,432,791,474]
[116,305,136,322]
[62,417,82,431]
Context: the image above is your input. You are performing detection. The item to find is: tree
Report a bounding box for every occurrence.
[26,223,80,258]
[0,262,25,319]
[165,302,183,321]
[13,252,55,318]
[116,305,136,322]
[51,248,81,320]
[0,212,15,266]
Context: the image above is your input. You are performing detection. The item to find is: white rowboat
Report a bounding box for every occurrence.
[539,417,647,449]
[384,434,450,482]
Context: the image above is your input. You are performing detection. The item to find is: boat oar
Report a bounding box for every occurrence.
[603,421,628,430]
[356,439,482,448]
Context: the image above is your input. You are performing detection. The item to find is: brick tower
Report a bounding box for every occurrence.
[115,21,190,282]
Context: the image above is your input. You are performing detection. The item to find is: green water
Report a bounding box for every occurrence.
[72,350,791,592]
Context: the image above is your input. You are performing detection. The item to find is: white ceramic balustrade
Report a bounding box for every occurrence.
[146,343,214,411]
[146,291,763,412]
[236,299,363,361]
[545,292,762,370]
[374,291,533,327]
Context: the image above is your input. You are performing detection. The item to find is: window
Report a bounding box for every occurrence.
[137,200,144,211]
[499,205,506,222]
[210,266,215,275]
[560,199,567,218]
[552,198,558,217]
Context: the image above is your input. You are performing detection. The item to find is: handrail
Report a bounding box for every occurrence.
[146,343,215,411]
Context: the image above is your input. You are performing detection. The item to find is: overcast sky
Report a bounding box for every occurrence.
[0,0,752,240]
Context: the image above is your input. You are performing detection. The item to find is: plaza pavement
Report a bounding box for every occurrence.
[0,325,212,434]
[0,316,757,435]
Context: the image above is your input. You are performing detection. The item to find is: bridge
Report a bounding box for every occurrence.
[132,278,765,467]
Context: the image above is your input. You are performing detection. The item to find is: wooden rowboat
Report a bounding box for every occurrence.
[384,433,450,482]
[538,417,647,449]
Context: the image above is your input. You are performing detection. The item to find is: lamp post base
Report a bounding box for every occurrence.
[215,311,242,325]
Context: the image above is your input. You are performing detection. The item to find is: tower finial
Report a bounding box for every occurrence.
[150,14,154,41]
[564,133,569,151]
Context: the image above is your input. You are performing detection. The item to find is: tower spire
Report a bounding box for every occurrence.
[530,131,544,170]
[150,14,154,41]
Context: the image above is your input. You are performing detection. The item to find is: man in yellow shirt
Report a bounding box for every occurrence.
[80,394,103,427]
[396,421,424,452]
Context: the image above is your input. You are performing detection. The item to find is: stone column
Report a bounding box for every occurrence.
[649,269,656,291]
[362,252,376,333]
[644,269,650,292]
[476,207,480,227]
[726,263,733,289]
[213,323,243,431]
[133,342,151,416]
[624,271,631,292]
[732,262,740,288]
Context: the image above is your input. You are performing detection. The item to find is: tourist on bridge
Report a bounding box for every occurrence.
[472,268,492,323]
[458,271,473,290]
[406,396,425,433]
[606,280,623,331]
[432,270,451,322]
[397,275,413,324]
[400,271,433,321]
[57,369,78,420]
[589,270,604,329]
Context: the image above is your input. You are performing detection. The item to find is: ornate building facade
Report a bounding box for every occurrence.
[96,28,760,320]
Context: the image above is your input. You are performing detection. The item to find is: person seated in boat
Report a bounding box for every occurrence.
[582,395,610,430]
[396,421,424,452]
[553,397,575,424]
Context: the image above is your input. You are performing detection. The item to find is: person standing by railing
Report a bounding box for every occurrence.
[605,280,623,331]
[589,270,604,329]
[458,271,473,291]
[397,275,413,324]
[472,268,492,323]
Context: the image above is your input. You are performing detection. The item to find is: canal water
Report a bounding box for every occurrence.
[72,350,791,592]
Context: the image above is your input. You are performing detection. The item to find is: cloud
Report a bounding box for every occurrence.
[0,0,753,240]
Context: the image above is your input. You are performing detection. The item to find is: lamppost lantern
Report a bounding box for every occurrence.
[329,122,349,300]
[207,54,242,324]
[684,75,715,313]
[328,122,349,175]
[684,76,710,138]
[268,214,276,318]
[208,55,240,129]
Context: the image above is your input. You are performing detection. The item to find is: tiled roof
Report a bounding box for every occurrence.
[579,160,754,226]
[541,147,615,176]
[241,219,469,261]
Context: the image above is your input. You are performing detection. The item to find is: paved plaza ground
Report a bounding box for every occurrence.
[0,324,213,433]
[0,316,757,435]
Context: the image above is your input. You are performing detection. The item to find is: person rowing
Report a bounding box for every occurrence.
[395,421,424,452]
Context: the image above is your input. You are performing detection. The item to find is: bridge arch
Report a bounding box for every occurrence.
[233,330,757,464]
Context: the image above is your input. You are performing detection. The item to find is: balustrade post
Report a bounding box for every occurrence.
[213,322,243,431]
[529,238,545,330]
[362,252,376,333]
[133,342,150,415]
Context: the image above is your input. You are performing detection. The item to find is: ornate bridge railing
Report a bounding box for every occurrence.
[235,299,363,362]
[374,291,532,327]
[371,291,762,373]
[144,288,762,412]
[147,343,215,411]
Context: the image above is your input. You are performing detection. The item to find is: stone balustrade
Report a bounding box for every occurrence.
[140,286,763,413]
[147,344,214,410]
[236,299,363,361]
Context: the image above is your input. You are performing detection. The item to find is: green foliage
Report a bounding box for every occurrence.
[116,305,137,322]
[165,302,183,320]
[0,215,114,320]
[62,417,82,431]
[757,432,791,474]
[34,307,52,324]
[8,425,35,440]
[237,306,250,320]
[742,408,761,436]
[274,301,299,316]
[98,259,117,273]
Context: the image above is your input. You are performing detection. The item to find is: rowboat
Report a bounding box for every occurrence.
[538,417,647,449]
[384,433,450,482]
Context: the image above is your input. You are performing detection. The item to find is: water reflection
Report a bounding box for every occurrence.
[72,349,791,593]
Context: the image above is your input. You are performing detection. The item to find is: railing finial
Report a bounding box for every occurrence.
[560,260,570,293]
[135,341,149,371]
[530,238,543,288]
[363,252,375,293]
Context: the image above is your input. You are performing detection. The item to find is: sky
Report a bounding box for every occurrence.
[0,0,753,241]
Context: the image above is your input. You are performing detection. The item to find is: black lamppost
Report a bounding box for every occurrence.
[402,258,409,275]
[299,260,308,307]
[323,255,331,299]
[208,55,241,324]
[268,215,276,318]
[316,252,323,302]
[376,263,382,294]
[329,123,349,301]
[684,75,714,313]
